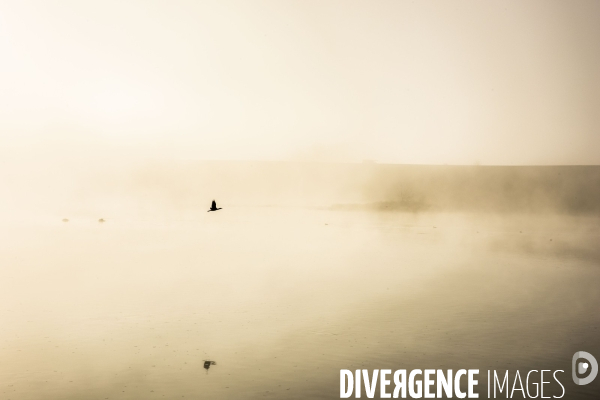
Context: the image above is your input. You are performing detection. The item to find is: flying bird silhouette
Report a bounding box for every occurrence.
[208,200,222,212]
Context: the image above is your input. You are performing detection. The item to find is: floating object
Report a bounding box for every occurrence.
[207,200,222,212]
[62,218,69,222]
[203,360,216,370]
[98,218,105,223]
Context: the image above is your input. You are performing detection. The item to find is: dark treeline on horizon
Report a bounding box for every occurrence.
[124,162,600,214]
[6,161,599,216]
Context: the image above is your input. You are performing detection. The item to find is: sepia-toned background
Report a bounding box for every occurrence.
[1,1,599,399]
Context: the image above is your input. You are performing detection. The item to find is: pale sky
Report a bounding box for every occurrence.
[1,0,599,165]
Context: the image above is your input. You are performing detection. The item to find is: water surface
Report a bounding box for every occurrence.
[1,208,599,399]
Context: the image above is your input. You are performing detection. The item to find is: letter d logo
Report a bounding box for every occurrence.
[572,351,598,385]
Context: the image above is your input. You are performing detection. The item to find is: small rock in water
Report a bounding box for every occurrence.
[203,361,216,370]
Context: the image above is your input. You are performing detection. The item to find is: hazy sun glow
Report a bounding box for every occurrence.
[0,0,599,164]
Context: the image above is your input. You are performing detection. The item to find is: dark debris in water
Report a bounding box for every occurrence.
[203,360,216,370]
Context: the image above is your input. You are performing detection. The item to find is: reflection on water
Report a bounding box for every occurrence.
[0,208,599,399]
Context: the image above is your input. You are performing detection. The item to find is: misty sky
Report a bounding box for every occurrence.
[1,0,599,165]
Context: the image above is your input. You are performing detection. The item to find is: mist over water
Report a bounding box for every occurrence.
[1,161,599,399]
[3,0,600,397]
